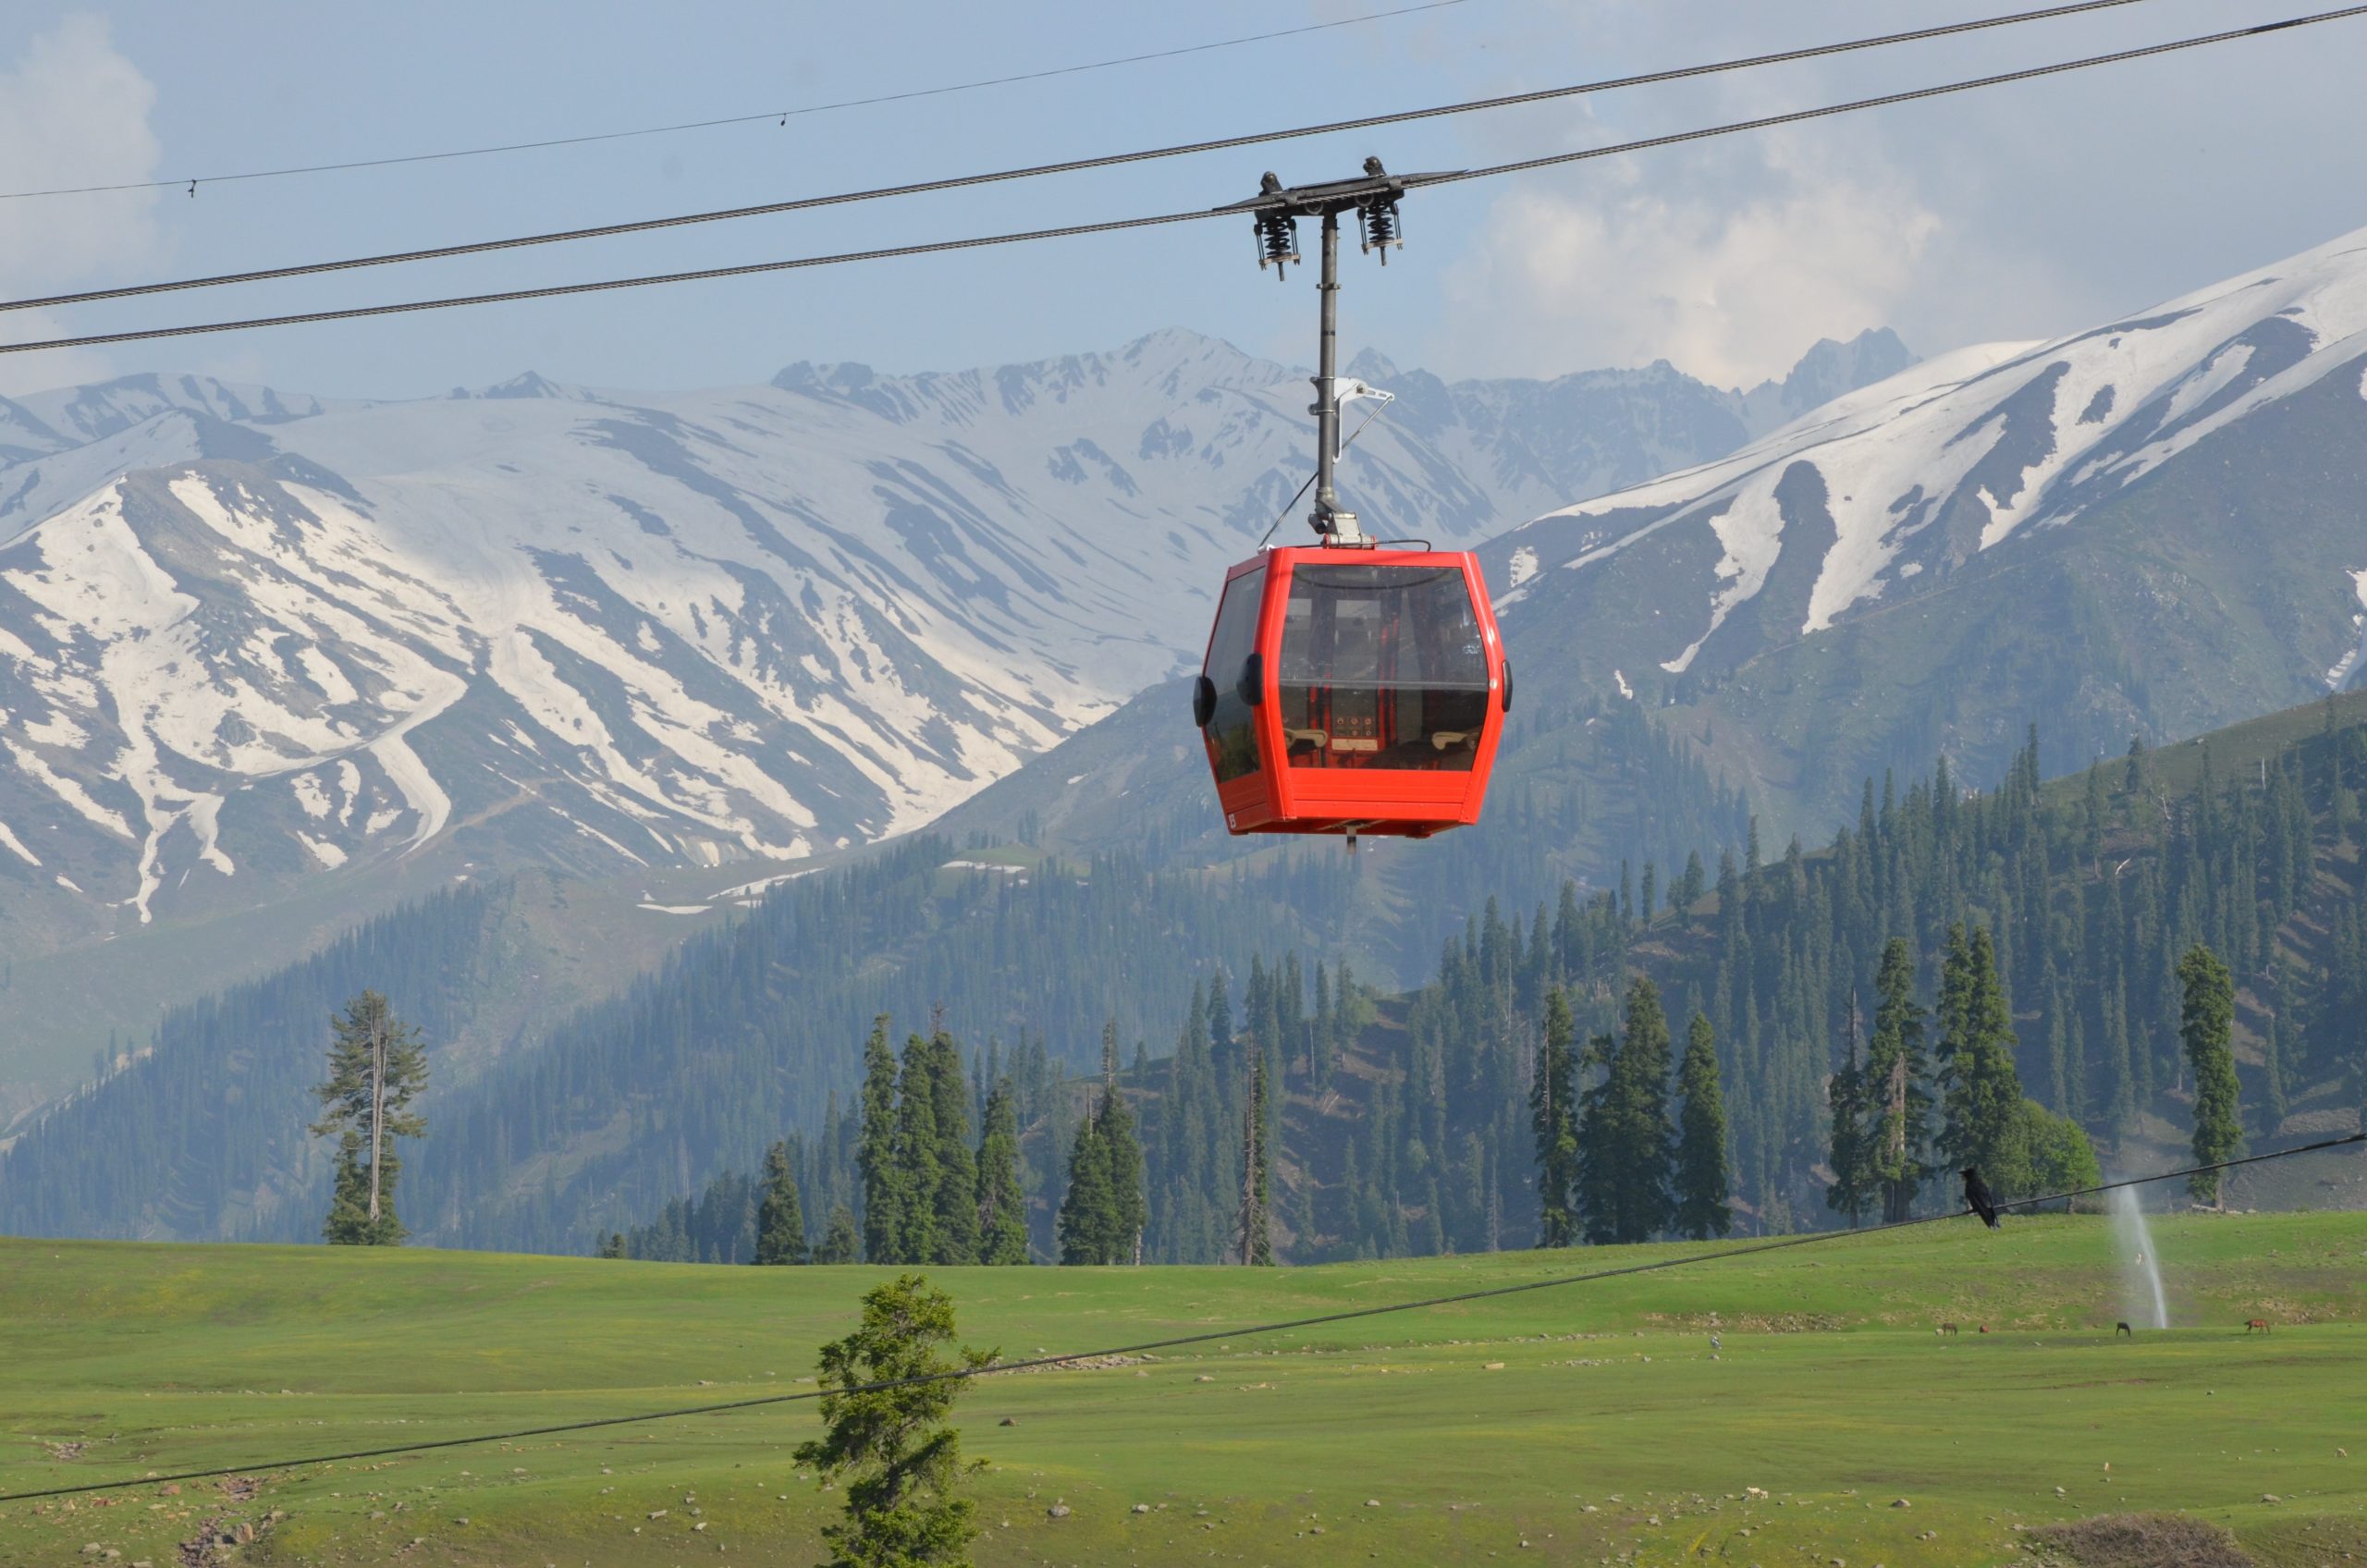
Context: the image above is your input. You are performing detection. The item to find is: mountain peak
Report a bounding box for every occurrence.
[479,371,570,400]
[1735,329,1918,435]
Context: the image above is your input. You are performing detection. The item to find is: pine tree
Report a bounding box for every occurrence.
[857,1016,904,1265]
[1237,1052,1273,1265]
[815,1204,861,1265]
[1095,1026,1148,1264]
[974,1080,1030,1266]
[1864,938,1932,1223]
[1606,977,1676,1243]
[891,1033,944,1265]
[1938,925,2030,1197]
[924,1025,979,1267]
[795,1273,991,1568]
[2179,943,2244,1207]
[1825,989,1873,1228]
[1574,1030,1620,1245]
[1529,987,1580,1247]
[1057,1093,1112,1266]
[1674,1013,1732,1240]
[754,1139,808,1265]
[596,1231,625,1259]
[309,990,428,1246]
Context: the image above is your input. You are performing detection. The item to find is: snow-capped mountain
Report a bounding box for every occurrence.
[1485,223,2367,828]
[0,328,1906,952]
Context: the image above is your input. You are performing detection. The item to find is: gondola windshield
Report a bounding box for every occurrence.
[1279,563,1488,772]
[1203,565,1266,783]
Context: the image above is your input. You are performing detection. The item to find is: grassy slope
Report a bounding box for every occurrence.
[4,1209,2364,1567]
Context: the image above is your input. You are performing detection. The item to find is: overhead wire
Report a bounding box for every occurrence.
[0,1130,2356,1506]
[0,0,2180,318]
[0,0,1478,202]
[5,3,2361,359]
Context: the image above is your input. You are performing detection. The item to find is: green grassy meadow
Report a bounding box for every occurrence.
[4,1210,2364,1567]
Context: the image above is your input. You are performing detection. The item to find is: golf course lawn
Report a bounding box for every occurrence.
[3,1210,2363,1566]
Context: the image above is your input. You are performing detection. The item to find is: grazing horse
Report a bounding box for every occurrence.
[1937,1323,1959,1336]
[2115,1321,2133,1338]
[2247,1318,2272,1334]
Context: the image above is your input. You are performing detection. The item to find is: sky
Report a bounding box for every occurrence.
[0,0,2361,400]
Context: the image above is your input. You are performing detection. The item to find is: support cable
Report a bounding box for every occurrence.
[6,4,2360,359]
[0,1130,2354,1506]
[0,0,1478,202]
[0,0,2179,316]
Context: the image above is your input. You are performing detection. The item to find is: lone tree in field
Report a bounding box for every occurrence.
[2179,943,2244,1207]
[310,989,427,1245]
[754,1140,808,1265]
[1674,1013,1732,1240]
[795,1273,992,1568]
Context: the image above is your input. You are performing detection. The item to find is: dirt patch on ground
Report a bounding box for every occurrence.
[2035,1512,2256,1568]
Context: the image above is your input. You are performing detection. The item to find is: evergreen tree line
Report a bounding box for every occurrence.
[604,1017,1147,1268]
[1124,710,2367,1256]
[1532,980,1734,1246]
[600,707,2366,1262]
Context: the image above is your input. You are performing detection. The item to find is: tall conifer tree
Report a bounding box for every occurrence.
[1530,987,1580,1247]
[924,1025,979,1266]
[892,1033,944,1265]
[1096,1024,1148,1264]
[1938,926,2030,1196]
[1574,1030,1620,1245]
[1825,990,1873,1228]
[310,990,428,1246]
[2179,943,2244,1207]
[1238,1052,1273,1265]
[1674,1013,1732,1240]
[857,1016,903,1265]
[1608,977,1677,1243]
[754,1140,807,1265]
[1057,1093,1112,1265]
[975,1080,1030,1265]
[1865,938,1932,1222]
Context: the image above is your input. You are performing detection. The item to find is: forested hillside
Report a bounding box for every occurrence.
[608,692,2367,1264]
[0,839,1354,1246]
[14,692,2361,1256]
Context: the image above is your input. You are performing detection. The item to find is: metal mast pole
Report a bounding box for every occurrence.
[1311,211,1358,543]
[1222,159,1437,544]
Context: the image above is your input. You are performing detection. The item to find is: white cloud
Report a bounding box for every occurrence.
[1435,135,1943,388]
[0,15,164,395]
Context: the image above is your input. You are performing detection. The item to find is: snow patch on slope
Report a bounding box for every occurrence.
[2330,570,2367,690]
[1528,225,2367,659]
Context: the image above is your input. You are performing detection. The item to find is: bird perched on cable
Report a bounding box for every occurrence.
[1961,1168,2001,1229]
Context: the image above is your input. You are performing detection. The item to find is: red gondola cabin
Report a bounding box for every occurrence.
[1193,545,1509,839]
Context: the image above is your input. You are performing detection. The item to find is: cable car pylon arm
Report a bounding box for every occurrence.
[1215,157,1456,545]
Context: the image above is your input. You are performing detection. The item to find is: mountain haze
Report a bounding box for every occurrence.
[0,329,1902,1108]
